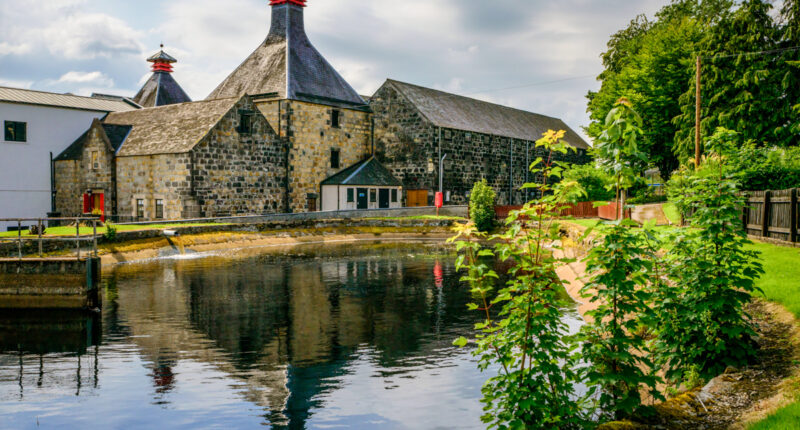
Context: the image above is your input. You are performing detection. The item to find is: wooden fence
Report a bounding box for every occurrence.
[494,202,600,220]
[743,189,799,244]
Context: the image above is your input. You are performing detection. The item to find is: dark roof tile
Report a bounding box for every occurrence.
[322,157,402,187]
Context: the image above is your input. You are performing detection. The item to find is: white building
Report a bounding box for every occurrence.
[0,87,138,230]
[320,157,403,212]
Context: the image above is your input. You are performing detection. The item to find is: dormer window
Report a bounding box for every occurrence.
[238,110,254,135]
[331,109,341,129]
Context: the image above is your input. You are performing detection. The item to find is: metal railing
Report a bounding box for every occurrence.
[0,218,100,260]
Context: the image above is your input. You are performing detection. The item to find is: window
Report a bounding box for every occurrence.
[90,151,100,170]
[391,189,398,203]
[238,111,254,135]
[4,121,26,142]
[331,109,341,128]
[331,148,340,169]
[369,189,377,203]
[347,188,354,203]
[136,199,145,219]
[155,199,164,219]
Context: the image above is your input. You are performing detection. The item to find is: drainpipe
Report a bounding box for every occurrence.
[371,116,375,156]
[437,127,442,194]
[49,152,56,213]
[509,139,514,205]
[439,153,447,194]
[525,141,529,202]
[283,102,292,213]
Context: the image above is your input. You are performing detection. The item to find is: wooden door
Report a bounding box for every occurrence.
[407,190,428,207]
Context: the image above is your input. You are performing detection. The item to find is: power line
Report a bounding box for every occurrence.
[702,45,800,60]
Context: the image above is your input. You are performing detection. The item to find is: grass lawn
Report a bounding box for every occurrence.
[748,401,800,429]
[746,241,800,429]
[0,222,229,238]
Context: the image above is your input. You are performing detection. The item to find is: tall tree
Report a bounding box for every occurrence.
[587,0,732,179]
[674,0,798,156]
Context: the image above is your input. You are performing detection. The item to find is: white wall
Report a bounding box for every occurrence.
[0,102,107,230]
[322,185,402,212]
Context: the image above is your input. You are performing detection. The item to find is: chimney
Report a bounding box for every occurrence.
[268,0,307,39]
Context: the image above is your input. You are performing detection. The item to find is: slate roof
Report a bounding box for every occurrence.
[0,86,139,112]
[147,50,177,63]
[381,80,590,150]
[321,157,402,187]
[207,3,366,110]
[105,97,239,157]
[133,72,192,108]
[54,123,132,161]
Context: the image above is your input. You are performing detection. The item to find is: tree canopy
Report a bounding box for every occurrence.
[587,0,800,179]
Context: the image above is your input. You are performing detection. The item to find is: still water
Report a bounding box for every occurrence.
[0,242,583,430]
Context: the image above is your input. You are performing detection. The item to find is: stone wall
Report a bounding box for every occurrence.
[370,84,591,206]
[54,160,82,217]
[191,97,288,217]
[116,154,190,221]
[256,100,372,212]
[53,122,116,217]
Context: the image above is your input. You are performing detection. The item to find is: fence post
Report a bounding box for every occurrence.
[17,220,22,260]
[38,219,43,257]
[761,190,771,238]
[741,192,749,233]
[791,188,798,244]
[76,220,81,260]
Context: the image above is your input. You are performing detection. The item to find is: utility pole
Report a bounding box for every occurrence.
[695,55,702,170]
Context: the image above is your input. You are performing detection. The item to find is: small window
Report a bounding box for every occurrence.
[347,188,354,203]
[391,189,398,203]
[369,189,377,203]
[238,113,253,135]
[4,121,26,142]
[155,199,164,219]
[90,151,100,170]
[331,109,341,129]
[136,199,145,219]
[331,148,340,169]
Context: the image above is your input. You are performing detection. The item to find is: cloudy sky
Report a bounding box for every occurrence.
[0,0,670,142]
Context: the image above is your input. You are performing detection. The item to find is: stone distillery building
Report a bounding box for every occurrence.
[53,0,590,221]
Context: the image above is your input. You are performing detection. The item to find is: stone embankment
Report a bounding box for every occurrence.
[0,217,464,264]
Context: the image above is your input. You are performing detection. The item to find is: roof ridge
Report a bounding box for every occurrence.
[385,78,563,122]
[0,85,127,102]
[108,96,238,115]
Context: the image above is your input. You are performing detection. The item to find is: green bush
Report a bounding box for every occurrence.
[563,164,615,202]
[103,223,117,241]
[469,179,496,232]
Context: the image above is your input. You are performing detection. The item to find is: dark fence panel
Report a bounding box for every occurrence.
[743,188,799,244]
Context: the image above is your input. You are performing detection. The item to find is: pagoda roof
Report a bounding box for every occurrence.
[207,2,366,110]
[133,72,192,108]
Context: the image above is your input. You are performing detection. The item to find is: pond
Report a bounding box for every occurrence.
[0,241,583,429]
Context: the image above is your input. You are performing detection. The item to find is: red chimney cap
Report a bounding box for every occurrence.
[270,0,306,6]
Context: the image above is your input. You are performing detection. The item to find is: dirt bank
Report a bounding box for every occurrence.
[98,226,454,266]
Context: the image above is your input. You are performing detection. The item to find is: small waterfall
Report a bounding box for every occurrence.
[163,230,186,255]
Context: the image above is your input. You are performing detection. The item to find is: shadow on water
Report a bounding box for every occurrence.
[0,241,581,429]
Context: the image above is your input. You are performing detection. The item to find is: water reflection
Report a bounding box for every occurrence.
[0,242,582,429]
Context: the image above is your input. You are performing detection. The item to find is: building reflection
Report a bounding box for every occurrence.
[1,243,478,428]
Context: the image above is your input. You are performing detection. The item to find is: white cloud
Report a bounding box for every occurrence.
[0,42,32,56]
[0,78,34,89]
[43,13,143,59]
[56,71,114,87]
